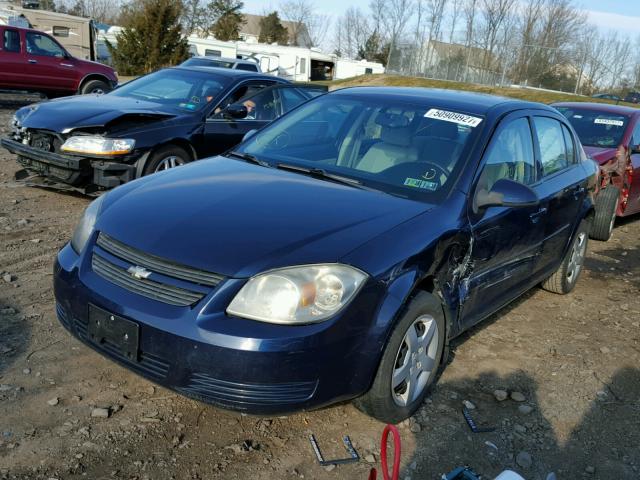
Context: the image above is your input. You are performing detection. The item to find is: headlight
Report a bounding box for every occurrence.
[71,195,105,253]
[61,136,135,155]
[227,264,367,325]
[9,114,19,130]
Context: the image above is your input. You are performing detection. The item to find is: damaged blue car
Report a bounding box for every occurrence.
[54,87,598,423]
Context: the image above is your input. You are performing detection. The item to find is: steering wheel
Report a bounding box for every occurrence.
[419,162,450,183]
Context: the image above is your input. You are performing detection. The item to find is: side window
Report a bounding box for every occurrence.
[632,121,640,147]
[26,32,66,57]
[478,117,536,191]
[534,117,568,176]
[239,88,277,121]
[279,87,308,112]
[2,29,21,53]
[562,124,576,164]
[236,63,258,72]
[211,82,271,118]
[299,58,306,74]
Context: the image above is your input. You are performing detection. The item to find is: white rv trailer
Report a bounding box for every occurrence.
[0,2,97,60]
[186,35,237,59]
[335,58,385,79]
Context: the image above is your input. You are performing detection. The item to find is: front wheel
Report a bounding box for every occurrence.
[542,219,589,295]
[80,79,111,95]
[355,292,445,424]
[590,185,619,241]
[143,145,191,175]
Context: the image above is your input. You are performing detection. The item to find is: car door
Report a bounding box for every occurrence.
[0,28,27,88]
[626,118,640,214]
[24,31,77,92]
[461,113,544,327]
[531,115,587,275]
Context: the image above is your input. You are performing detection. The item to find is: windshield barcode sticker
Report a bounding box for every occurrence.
[594,118,624,127]
[424,109,483,127]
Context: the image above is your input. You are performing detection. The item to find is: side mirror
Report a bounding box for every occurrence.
[224,103,248,119]
[631,144,640,155]
[474,178,538,213]
[242,129,258,142]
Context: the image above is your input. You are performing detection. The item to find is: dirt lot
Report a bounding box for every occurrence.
[1,95,639,480]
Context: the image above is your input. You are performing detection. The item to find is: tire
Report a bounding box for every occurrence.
[143,145,191,176]
[80,79,111,95]
[542,219,589,295]
[355,291,445,424]
[590,185,619,241]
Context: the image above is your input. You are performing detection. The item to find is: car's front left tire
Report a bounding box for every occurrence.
[542,219,589,295]
[81,79,111,95]
[355,291,445,424]
[590,185,619,241]
[143,145,191,175]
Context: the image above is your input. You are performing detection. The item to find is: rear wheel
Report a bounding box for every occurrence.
[542,219,589,294]
[590,185,619,241]
[80,79,111,95]
[143,145,191,175]
[355,292,445,423]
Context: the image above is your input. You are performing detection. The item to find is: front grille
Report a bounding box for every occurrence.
[177,373,317,406]
[92,233,223,307]
[74,318,170,380]
[92,254,205,307]
[97,234,223,287]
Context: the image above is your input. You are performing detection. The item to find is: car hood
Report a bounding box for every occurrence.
[583,146,618,165]
[15,95,177,133]
[97,157,433,278]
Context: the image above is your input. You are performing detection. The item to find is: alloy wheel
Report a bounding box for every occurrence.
[566,232,587,284]
[154,155,186,172]
[391,314,439,407]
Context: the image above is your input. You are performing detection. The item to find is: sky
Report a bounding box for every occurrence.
[243,0,640,37]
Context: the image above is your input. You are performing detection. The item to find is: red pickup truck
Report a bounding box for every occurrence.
[0,25,117,97]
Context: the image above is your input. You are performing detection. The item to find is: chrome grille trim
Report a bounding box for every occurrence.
[92,254,204,307]
[96,233,223,287]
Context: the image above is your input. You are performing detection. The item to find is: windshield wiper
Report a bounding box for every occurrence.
[227,151,271,168]
[276,163,374,191]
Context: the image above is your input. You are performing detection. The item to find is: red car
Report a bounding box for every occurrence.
[553,102,640,240]
[0,25,117,97]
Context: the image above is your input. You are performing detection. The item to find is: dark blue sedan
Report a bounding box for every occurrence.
[53,87,598,422]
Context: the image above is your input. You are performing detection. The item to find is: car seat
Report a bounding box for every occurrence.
[414,120,462,172]
[356,125,418,173]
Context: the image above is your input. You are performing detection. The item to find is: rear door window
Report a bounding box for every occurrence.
[2,29,21,53]
[533,117,568,177]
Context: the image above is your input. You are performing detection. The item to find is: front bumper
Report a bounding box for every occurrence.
[1,138,138,190]
[53,243,385,415]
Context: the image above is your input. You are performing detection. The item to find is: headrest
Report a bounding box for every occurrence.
[381,126,412,147]
[375,113,410,128]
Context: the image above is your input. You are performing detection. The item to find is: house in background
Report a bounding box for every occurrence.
[239,13,311,48]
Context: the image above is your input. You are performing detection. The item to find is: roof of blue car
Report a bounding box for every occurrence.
[171,65,282,81]
[331,86,552,115]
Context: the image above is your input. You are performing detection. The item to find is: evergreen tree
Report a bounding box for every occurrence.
[208,0,244,41]
[106,0,189,76]
[258,12,289,44]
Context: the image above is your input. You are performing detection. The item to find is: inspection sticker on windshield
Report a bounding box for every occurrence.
[594,118,624,127]
[404,178,438,191]
[424,109,483,127]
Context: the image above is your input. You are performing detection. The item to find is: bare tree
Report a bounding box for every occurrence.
[447,0,462,43]
[306,13,331,48]
[385,0,415,67]
[279,0,313,47]
[334,6,370,59]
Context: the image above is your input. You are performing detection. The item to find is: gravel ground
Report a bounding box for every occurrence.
[1,94,639,480]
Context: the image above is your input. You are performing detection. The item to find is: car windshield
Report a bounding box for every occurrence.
[556,107,629,148]
[110,69,229,112]
[236,94,484,202]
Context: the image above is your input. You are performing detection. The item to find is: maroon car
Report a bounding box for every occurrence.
[553,102,640,240]
[0,25,117,97]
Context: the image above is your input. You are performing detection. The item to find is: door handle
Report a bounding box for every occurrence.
[529,207,548,224]
[28,59,37,64]
[61,63,74,67]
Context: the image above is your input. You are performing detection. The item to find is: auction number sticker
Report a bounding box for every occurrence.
[424,109,483,127]
[404,178,438,191]
[594,118,624,127]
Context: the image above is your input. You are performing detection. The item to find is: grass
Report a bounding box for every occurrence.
[321,74,638,108]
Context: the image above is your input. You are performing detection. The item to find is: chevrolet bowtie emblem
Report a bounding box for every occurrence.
[127,265,152,280]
